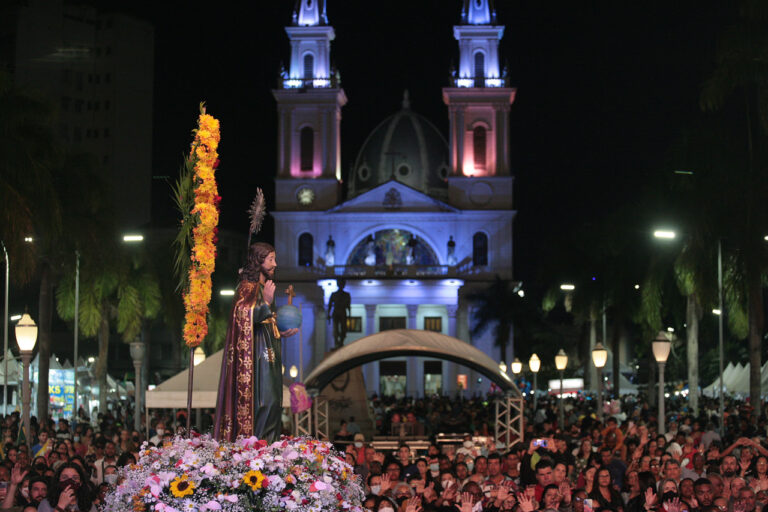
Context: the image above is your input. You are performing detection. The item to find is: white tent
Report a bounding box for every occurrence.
[145,349,290,409]
[704,361,768,397]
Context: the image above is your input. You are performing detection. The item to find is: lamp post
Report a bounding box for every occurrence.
[717,239,724,435]
[511,358,522,376]
[592,342,608,423]
[652,331,671,434]
[15,313,38,448]
[1,242,8,416]
[529,353,540,410]
[555,349,568,428]
[73,250,79,422]
[129,341,146,432]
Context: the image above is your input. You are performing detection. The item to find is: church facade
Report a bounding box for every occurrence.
[272,0,517,398]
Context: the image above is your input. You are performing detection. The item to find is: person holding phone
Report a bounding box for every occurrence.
[36,462,96,512]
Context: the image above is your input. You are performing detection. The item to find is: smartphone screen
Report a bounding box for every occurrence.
[584,498,594,512]
[534,439,548,448]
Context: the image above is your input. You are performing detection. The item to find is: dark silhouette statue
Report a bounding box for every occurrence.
[327,279,351,349]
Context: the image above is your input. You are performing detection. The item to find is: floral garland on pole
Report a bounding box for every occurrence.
[174,104,221,348]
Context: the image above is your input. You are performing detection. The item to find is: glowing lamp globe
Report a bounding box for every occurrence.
[276,304,302,332]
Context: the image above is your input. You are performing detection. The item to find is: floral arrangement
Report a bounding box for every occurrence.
[173,104,221,347]
[104,434,365,512]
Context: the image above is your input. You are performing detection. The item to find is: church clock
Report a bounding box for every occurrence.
[296,186,315,206]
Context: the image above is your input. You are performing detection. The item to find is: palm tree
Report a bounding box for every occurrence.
[56,247,161,413]
[700,0,768,402]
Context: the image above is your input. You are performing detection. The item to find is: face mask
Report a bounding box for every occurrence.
[464,441,474,449]
[105,474,118,485]
[20,488,29,499]
[60,478,81,491]
[662,492,679,503]
[371,485,381,495]
[467,462,474,472]
[442,480,454,489]
[34,464,46,472]
[354,442,363,448]
[380,508,394,512]
[430,463,439,472]
[155,429,164,436]
[395,496,409,506]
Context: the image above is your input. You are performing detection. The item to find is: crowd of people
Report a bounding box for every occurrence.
[0,408,180,511]
[336,394,768,512]
[0,393,762,512]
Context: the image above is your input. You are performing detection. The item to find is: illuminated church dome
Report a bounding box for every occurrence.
[349,91,449,199]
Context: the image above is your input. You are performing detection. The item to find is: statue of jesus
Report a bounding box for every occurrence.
[213,242,298,442]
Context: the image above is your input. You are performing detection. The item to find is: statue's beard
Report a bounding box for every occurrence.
[261,266,275,280]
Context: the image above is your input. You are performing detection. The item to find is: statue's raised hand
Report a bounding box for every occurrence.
[263,280,276,305]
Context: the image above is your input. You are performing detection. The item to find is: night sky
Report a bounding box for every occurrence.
[114,0,736,287]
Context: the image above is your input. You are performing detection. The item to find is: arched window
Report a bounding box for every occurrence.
[474,52,485,80]
[298,233,313,266]
[473,126,487,170]
[473,232,488,266]
[303,53,314,80]
[300,126,314,171]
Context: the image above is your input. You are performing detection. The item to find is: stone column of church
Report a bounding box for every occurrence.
[298,302,314,380]
[406,305,419,398]
[457,302,473,395]
[365,305,378,395]
[444,305,459,396]
[313,304,327,369]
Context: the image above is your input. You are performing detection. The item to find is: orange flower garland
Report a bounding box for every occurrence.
[182,107,221,347]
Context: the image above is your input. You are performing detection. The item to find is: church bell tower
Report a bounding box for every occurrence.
[443,0,515,209]
[274,0,347,211]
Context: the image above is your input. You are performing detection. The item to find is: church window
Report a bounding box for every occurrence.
[473,232,488,266]
[379,317,406,331]
[438,165,449,179]
[474,51,485,80]
[357,166,370,181]
[298,232,313,266]
[346,317,362,333]
[300,126,314,171]
[397,164,410,177]
[424,317,442,332]
[473,126,487,170]
[303,53,314,80]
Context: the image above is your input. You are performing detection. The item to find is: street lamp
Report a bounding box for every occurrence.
[529,353,540,410]
[289,365,298,379]
[555,349,568,428]
[15,313,37,448]
[653,227,721,427]
[592,342,608,423]
[511,358,523,375]
[652,331,671,434]
[129,341,146,432]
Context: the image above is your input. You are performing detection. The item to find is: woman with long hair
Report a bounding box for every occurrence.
[573,438,594,483]
[36,462,96,512]
[588,466,625,512]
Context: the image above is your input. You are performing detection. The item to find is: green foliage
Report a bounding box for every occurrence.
[172,156,197,294]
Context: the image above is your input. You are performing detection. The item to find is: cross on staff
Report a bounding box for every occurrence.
[285,285,295,305]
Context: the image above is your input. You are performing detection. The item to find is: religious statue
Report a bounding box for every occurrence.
[405,235,417,265]
[213,242,298,443]
[324,235,335,267]
[364,234,376,266]
[447,235,457,266]
[327,278,351,349]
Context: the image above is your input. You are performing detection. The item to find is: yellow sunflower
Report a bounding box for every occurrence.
[169,475,195,498]
[242,470,266,491]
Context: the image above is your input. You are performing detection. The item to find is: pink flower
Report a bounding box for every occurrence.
[201,501,222,511]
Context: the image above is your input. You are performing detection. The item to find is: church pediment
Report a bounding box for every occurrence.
[328,180,458,213]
